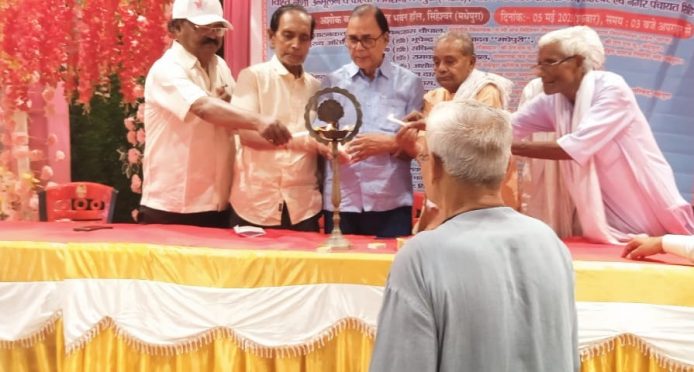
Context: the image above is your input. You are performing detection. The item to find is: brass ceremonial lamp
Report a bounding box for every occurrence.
[304,87,362,250]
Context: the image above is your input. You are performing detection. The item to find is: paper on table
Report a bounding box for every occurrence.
[233,225,266,237]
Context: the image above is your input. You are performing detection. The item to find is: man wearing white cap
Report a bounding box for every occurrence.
[140,0,291,227]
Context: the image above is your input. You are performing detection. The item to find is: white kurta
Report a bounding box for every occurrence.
[513,71,694,241]
[517,78,575,238]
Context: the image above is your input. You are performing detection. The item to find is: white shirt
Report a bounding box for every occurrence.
[663,235,694,262]
[141,41,236,213]
[229,56,322,225]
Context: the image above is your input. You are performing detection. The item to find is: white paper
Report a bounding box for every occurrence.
[387,113,407,127]
[233,225,266,237]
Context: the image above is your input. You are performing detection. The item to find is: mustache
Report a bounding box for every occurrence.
[202,37,220,46]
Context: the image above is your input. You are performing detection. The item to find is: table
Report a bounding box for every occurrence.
[1,222,693,372]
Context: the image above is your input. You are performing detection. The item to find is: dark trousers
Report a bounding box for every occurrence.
[323,206,412,238]
[229,203,321,232]
[138,205,230,228]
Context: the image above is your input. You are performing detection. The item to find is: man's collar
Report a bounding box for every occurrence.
[171,41,217,71]
[270,55,304,78]
[378,59,392,79]
[345,62,360,78]
[346,57,391,79]
[171,41,198,70]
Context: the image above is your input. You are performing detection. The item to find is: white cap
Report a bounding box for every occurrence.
[172,0,232,28]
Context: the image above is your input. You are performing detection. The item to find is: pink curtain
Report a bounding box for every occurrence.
[224,0,251,78]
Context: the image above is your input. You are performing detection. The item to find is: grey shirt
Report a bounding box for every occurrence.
[370,207,578,372]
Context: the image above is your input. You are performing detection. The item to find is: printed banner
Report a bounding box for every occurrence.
[261,1,694,198]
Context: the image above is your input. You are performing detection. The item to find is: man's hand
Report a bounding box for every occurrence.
[346,133,396,163]
[395,126,421,159]
[621,236,665,260]
[403,111,423,122]
[257,118,292,146]
[316,142,351,164]
[316,141,333,160]
[511,141,573,160]
[403,110,426,131]
[215,86,231,102]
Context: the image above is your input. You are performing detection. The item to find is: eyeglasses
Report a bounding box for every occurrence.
[191,23,229,37]
[532,55,576,71]
[344,33,386,49]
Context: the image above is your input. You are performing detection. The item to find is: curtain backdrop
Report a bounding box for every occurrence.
[224,0,251,78]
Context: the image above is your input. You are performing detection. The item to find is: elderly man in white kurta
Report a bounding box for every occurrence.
[397,31,516,232]
[512,26,694,243]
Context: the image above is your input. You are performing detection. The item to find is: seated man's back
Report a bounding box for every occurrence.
[371,206,578,371]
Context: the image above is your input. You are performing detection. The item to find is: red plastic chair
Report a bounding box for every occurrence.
[38,182,118,223]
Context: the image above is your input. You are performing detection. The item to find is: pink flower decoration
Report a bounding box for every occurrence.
[55,150,65,161]
[12,133,29,146]
[127,130,137,145]
[0,150,10,165]
[124,117,136,131]
[41,87,55,102]
[30,149,44,161]
[130,174,142,193]
[40,165,54,181]
[4,117,15,133]
[136,104,145,122]
[14,181,26,194]
[136,128,146,144]
[46,133,58,146]
[29,194,39,210]
[127,148,142,164]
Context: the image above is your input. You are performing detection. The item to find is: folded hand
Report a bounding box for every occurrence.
[346,133,395,163]
[259,119,292,146]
